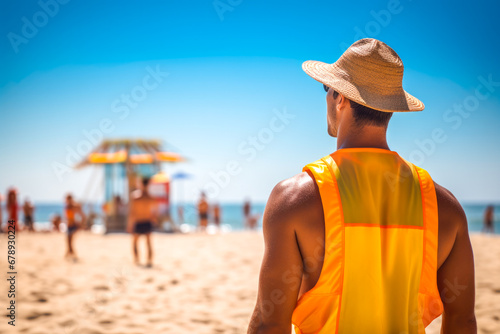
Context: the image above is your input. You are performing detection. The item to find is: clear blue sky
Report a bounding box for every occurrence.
[1,0,499,204]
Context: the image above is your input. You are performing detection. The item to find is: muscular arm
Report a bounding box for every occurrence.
[248,174,317,334]
[435,183,477,334]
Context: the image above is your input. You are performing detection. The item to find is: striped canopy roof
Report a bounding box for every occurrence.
[75,139,186,168]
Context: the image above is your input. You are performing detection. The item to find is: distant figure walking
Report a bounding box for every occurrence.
[23,199,35,232]
[127,178,158,267]
[65,194,85,260]
[6,189,19,231]
[213,203,221,227]
[197,192,209,231]
[114,195,127,216]
[247,214,260,230]
[243,199,251,228]
[483,205,495,234]
[51,214,62,232]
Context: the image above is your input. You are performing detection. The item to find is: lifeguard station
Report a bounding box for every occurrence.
[76,139,186,232]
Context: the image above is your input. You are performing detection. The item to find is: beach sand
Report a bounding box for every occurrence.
[1,232,499,333]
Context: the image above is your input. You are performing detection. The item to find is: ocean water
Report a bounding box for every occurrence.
[1,202,498,234]
[0,203,267,232]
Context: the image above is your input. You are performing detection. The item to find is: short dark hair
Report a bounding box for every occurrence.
[142,177,150,187]
[331,90,392,127]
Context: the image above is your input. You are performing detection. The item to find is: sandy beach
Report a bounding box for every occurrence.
[1,231,499,334]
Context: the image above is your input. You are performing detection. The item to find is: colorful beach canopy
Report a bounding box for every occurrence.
[75,139,186,168]
[75,139,187,233]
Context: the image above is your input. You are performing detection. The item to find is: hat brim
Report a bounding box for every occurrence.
[302,60,424,112]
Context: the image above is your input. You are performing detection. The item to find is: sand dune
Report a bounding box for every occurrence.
[0,232,498,333]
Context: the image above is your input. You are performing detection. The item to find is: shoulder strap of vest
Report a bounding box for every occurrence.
[413,164,444,326]
[302,155,345,296]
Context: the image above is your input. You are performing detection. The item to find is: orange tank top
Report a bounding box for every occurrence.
[66,206,76,226]
[292,148,443,334]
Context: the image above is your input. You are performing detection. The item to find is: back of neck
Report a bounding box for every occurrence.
[336,124,390,151]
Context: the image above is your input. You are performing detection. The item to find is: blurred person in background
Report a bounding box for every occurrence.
[51,213,62,232]
[213,202,221,228]
[243,198,251,228]
[6,188,19,231]
[114,195,127,216]
[247,214,260,230]
[23,198,35,232]
[483,205,495,234]
[197,192,209,232]
[127,177,158,267]
[65,194,85,260]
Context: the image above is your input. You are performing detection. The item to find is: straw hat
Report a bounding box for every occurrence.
[302,38,424,112]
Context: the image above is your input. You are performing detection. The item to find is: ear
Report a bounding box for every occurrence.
[336,93,350,114]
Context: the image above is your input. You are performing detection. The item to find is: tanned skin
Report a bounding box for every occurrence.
[248,89,476,334]
[198,193,209,232]
[127,181,158,266]
[65,195,85,259]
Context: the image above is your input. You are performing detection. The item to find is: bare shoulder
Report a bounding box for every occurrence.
[264,172,321,230]
[268,172,319,211]
[434,182,470,267]
[434,182,468,232]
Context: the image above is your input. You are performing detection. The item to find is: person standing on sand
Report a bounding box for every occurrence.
[483,205,495,234]
[247,214,260,230]
[65,194,85,260]
[127,177,158,267]
[23,199,35,232]
[51,213,62,232]
[213,203,221,227]
[243,198,251,228]
[6,189,19,231]
[248,39,476,334]
[197,192,209,231]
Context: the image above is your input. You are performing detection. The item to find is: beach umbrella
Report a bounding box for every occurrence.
[171,171,192,180]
